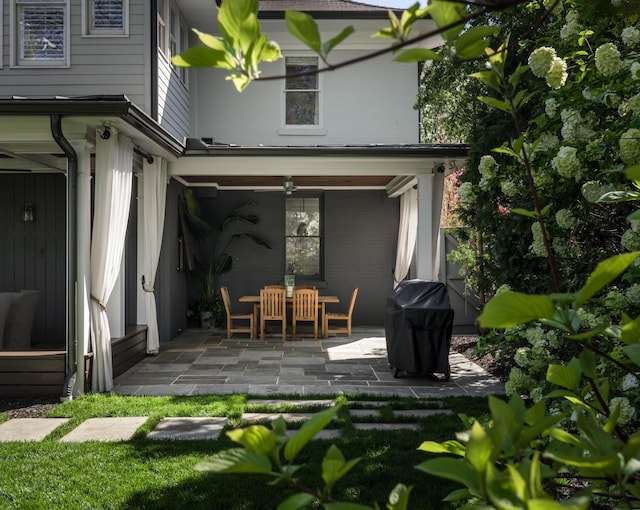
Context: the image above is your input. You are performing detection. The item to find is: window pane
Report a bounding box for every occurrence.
[286,92,318,125]
[286,198,320,236]
[20,6,65,60]
[93,0,123,29]
[285,65,317,90]
[286,238,320,277]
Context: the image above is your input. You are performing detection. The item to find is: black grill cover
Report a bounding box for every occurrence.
[384,280,454,378]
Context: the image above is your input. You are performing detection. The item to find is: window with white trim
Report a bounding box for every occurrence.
[285,196,323,279]
[157,0,188,84]
[14,0,69,66]
[85,0,128,36]
[283,56,321,127]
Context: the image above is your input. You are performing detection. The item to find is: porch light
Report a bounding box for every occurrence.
[22,203,35,223]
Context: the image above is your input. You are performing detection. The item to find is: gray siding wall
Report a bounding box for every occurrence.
[156,179,188,341]
[179,189,399,329]
[0,174,66,347]
[0,0,148,110]
[157,56,191,141]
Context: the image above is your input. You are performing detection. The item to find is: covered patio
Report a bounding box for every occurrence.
[112,327,505,398]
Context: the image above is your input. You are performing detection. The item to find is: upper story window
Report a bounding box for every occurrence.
[284,56,321,126]
[13,0,69,67]
[157,0,188,85]
[285,195,323,280]
[84,0,128,36]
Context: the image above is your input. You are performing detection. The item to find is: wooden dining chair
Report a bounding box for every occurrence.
[292,288,319,340]
[260,286,287,341]
[220,287,255,338]
[324,287,359,338]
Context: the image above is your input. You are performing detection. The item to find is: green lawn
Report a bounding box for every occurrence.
[0,395,490,509]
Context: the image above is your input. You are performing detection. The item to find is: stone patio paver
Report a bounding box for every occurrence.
[147,417,228,440]
[0,418,69,442]
[60,417,148,442]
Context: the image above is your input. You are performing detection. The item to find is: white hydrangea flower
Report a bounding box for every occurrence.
[495,284,512,295]
[514,348,530,367]
[610,397,636,425]
[528,46,557,78]
[625,283,640,303]
[552,237,569,256]
[604,289,627,312]
[546,58,568,88]
[531,133,559,161]
[457,181,476,204]
[595,43,622,76]
[632,62,640,80]
[479,176,492,191]
[619,128,640,165]
[581,181,615,203]
[603,92,621,108]
[561,108,596,143]
[530,222,547,257]
[629,93,640,116]
[621,228,640,251]
[631,220,640,233]
[556,209,576,229]
[552,146,582,179]
[621,373,639,392]
[545,98,558,117]
[621,26,640,47]
[478,155,498,178]
[582,87,595,100]
[530,387,544,403]
[500,180,517,197]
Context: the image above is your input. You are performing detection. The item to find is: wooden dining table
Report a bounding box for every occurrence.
[239,294,339,339]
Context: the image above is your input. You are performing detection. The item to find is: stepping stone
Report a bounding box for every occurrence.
[242,412,321,423]
[286,429,341,440]
[393,409,453,418]
[349,401,390,408]
[147,417,228,440]
[246,399,335,408]
[0,418,69,442]
[353,423,420,431]
[60,417,148,442]
[349,409,380,418]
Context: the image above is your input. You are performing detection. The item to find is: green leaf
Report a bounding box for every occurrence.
[394,48,442,63]
[285,11,322,54]
[226,425,275,455]
[465,421,492,472]
[597,190,640,203]
[262,41,282,62]
[477,96,511,113]
[621,315,640,345]
[624,343,640,365]
[194,448,272,474]
[284,405,341,462]
[417,440,465,456]
[456,26,499,59]
[549,427,583,447]
[579,349,596,379]
[547,364,580,391]
[628,209,640,221]
[387,483,412,510]
[172,46,234,70]
[576,252,640,307]
[321,445,360,489]
[324,503,373,510]
[624,164,640,180]
[492,146,520,159]
[321,26,355,57]
[479,292,555,328]
[416,458,480,494]
[428,0,465,43]
[276,493,316,510]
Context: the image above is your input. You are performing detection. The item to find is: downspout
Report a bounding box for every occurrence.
[51,115,78,393]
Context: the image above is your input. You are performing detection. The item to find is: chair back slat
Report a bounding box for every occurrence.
[292,288,318,320]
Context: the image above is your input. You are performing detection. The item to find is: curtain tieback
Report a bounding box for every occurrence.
[141,275,154,292]
[91,295,107,311]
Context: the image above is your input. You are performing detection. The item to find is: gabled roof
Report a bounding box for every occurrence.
[257,0,396,18]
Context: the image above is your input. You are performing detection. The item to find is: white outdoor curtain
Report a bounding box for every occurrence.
[90,129,134,392]
[142,157,167,354]
[393,187,418,288]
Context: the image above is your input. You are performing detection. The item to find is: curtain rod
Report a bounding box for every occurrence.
[100,127,155,164]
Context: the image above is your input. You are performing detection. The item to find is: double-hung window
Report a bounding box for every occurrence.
[84,0,128,36]
[157,0,188,85]
[285,196,323,280]
[14,0,69,67]
[281,56,324,133]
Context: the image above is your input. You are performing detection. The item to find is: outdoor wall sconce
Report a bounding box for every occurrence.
[22,203,35,223]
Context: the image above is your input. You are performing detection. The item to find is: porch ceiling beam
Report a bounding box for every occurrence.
[0,148,67,172]
[170,155,445,176]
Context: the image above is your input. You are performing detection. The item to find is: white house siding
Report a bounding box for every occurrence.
[191,17,424,145]
[0,1,148,109]
[157,54,190,141]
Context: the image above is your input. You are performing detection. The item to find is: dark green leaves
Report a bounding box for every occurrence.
[479,292,555,328]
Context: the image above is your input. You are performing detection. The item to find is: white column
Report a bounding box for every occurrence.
[416,173,434,281]
[431,169,446,282]
[74,141,92,396]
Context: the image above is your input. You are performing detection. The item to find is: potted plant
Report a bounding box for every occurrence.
[181,189,272,328]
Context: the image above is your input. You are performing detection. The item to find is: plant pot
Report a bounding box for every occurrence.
[200,311,213,329]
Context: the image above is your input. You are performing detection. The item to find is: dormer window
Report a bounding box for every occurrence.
[12,0,69,67]
[280,56,325,135]
[84,0,128,36]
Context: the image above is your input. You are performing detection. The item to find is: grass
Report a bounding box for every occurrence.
[0,394,491,509]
